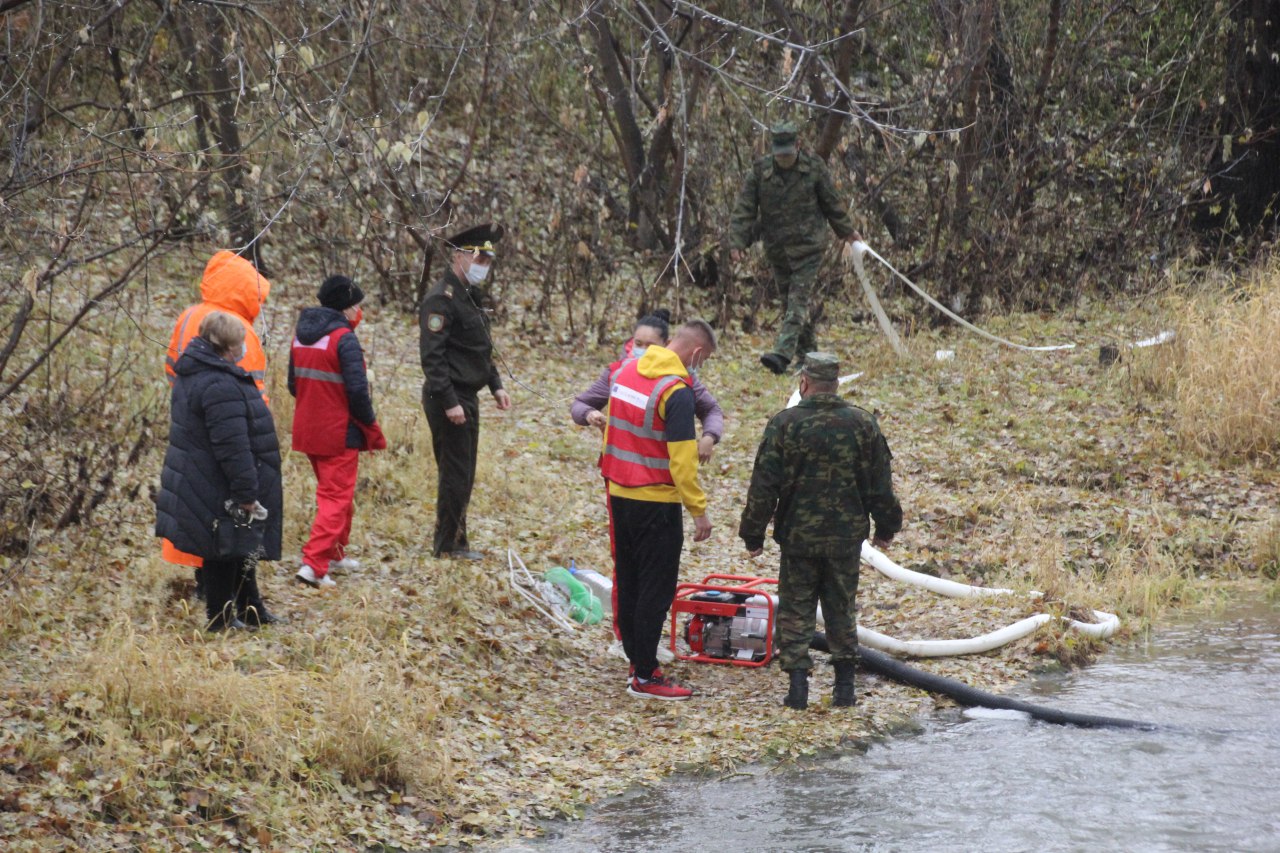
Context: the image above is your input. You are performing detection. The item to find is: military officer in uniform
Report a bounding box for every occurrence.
[419,223,512,559]
[738,352,902,710]
[729,122,863,375]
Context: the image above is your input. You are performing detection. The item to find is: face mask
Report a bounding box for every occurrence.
[238,343,248,361]
[630,346,648,360]
[465,261,490,286]
[347,306,363,328]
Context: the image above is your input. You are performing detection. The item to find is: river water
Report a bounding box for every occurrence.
[512,600,1280,852]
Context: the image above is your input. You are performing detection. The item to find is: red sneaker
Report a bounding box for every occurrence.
[626,665,663,683]
[627,673,692,701]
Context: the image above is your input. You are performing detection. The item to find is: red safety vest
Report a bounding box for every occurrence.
[600,359,690,488]
[291,326,354,456]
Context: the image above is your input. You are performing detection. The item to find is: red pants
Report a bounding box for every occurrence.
[302,449,359,576]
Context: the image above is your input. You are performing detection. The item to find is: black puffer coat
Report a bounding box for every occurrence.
[155,336,284,559]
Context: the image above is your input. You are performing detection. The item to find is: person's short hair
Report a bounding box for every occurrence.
[199,311,246,358]
[674,319,717,351]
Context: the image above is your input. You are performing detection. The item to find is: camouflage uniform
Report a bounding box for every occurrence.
[738,354,902,673]
[728,129,858,367]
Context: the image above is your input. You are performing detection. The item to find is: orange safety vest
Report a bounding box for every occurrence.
[600,360,690,488]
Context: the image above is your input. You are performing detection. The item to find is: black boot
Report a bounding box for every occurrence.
[783,670,809,710]
[238,563,280,626]
[832,660,857,707]
[193,567,205,601]
[205,558,248,632]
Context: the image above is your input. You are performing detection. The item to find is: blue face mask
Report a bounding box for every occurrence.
[630,346,648,360]
[465,260,490,286]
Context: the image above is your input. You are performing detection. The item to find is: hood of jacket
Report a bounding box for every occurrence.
[635,344,690,381]
[200,251,271,323]
[174,335,250,380]
[295,306,351,346]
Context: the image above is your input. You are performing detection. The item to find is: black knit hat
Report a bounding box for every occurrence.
[318,275,364,311]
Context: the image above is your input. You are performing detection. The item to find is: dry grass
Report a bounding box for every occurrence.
[1153,261,1280,460]
[71,606,452,796]
[1247,514,1280,582]
[2,266,1279,849]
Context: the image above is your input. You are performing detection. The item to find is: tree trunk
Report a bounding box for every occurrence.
[202,5,262,269]
[1195,0,1280,237]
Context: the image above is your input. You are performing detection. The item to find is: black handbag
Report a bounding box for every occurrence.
[211,515,265,559]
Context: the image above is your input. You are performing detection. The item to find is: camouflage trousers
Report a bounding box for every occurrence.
[776,547,860,672]
[765,252,824,364]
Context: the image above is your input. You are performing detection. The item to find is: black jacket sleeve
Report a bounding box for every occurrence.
[338,332,376,426]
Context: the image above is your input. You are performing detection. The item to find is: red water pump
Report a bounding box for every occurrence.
[669,575,779,667]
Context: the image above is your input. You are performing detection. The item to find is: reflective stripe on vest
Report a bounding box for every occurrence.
[292,335,346,385]
[600,361,689,487]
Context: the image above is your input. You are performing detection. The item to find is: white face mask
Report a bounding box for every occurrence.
[465,261,490,286]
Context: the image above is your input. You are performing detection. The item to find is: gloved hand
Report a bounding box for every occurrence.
[225,499,268,523]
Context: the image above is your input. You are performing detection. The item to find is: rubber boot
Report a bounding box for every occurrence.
[238,563,280,626]
[783,670,809,710]
[832,660,857,707]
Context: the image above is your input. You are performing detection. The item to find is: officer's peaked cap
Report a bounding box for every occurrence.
[446,222,504,257]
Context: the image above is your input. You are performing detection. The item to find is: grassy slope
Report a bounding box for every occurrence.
[1,281,1277,850]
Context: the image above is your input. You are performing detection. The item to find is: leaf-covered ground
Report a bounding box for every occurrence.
[1,290,1277,850]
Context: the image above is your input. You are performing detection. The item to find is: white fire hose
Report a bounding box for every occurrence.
[855,542,1119,657]
[844,240,1077,353]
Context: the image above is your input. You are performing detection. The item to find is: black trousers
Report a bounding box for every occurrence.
[609,494,683,680]
[424,389,480,555]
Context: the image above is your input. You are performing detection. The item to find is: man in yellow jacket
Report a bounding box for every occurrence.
[161,251,272,574]
[601,320,717,700]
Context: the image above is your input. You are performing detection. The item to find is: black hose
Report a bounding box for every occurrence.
[810,633,1161,731]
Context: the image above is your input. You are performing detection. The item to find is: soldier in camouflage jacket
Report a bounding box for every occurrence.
[739,353,902,709]
[729,122,862,375]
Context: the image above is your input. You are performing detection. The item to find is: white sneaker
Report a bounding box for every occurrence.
[296,565,336,588]
[330,557,360,574]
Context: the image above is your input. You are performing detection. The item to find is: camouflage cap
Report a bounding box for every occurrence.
[801,351,839,382]
[770,121,798,155]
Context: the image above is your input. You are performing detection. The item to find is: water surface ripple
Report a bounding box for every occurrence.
[514,601,1280,852]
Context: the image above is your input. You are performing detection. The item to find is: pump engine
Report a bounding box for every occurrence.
[670,575,780,667]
